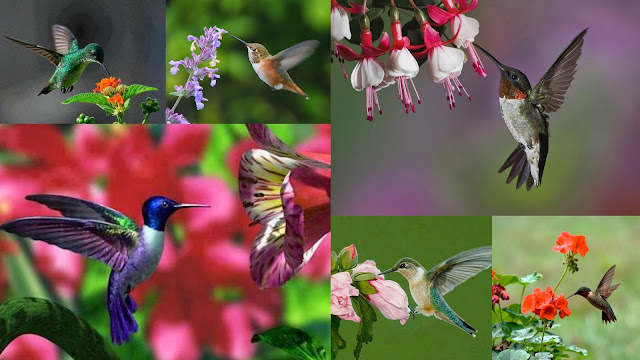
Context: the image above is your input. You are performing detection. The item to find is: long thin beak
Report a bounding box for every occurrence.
[175,203,210,209]
[378,269,395,275]
[567,293,578,299]
[474,44,505,71]
[230,35,248,45]
[100,63,110,76]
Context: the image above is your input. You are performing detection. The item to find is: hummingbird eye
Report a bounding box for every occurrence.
[161,201,169,208]
[399,263,406,269]
[511,74,518,80]
[251,47,257,52]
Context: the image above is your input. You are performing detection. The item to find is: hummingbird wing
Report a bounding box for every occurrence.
[531,29,587,113]
[595,265,620,300]
[52,25,78,54]
[25,194,139,232]
[1,34,63,66]
[272,40,319,74]
[0,217,138,271]
[427,246,492,296]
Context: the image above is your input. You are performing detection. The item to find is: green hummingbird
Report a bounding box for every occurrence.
[568,265,620,324]
[475,29,587,190]
[379,246,491,337]
[2,24,109,95]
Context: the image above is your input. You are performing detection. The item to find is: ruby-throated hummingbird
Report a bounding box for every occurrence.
[0,194,209,344]
[475,29,587,190]
[379,246,491,336]
[230,35,318,99]
[2,25,109,95]
[568,264,620,324]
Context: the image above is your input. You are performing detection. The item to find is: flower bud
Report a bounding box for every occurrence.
[116,84,128,95]
[102,86,116,97]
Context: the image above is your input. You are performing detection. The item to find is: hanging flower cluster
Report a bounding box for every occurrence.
[333,0,486,121]
[552,231,589,273]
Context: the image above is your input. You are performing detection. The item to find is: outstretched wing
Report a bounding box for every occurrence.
[531,29,587,113]
[427,246,492,296]
[52,25,77,54]
[1,34,62,66]
[0,217,137,271]
[26,194,139,231]
[273,40,319,74]
[596,265,620,300]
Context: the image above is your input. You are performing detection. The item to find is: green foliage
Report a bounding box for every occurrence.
[62,92,112,106]
[350,295,377,360]
[251,326,327,360]
[0,297,117,360]
[496,349,530,360]
[123,85,157,100]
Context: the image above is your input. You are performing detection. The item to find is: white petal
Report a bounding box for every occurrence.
[428,46,464,82]
[451,15,479,47]
[386,48,419,78]
[331,7,351,42]
[351,57,385,91]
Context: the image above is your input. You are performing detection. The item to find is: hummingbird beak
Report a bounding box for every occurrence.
[567,293,578,299]
[378,269,395,275]
[230,35,248,45]
[474,44,505,71]
[100,63,110,76]
[175,203,210,209]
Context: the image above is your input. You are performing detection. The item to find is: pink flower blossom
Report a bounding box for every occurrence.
[331,271,360,322]
[1,335,58,360]
[352,260,410,324]
[32,242,84,299]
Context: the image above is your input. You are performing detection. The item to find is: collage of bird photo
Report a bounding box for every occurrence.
[0,0,639,359]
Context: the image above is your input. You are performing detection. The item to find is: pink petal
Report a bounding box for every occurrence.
[2,335,58,360]
[335,43,362,61]
[180,176,236,232]
[245,125,328,168]
[150,320,199,360]
[160,125,210,169]
[423,25,443,49]
[281,172,304,269]
[427,5,453,26]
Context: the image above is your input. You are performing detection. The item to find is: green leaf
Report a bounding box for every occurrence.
[331,315,345,360]
[492,325,505,341]
[553,343,588,356]
[350,295,377,360]
[509,327,537,342]
[496,349,531,360]
[4,245,49,299]
[123,84,157,100]
[168,91,184,97]
[353,272,377,282]
[251,326,326,360]
[533,353,554,359]
[498,322,525,337]
[519,272,543,285]
[62,92,112,106]
[283,277,329,327]
[338,247,357,270]
[352,280,377,295]
[331,251,338,273]
[494,272,543,287]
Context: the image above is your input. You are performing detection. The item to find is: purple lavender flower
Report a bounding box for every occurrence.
[166,108,189,124]
[169,26,226,111]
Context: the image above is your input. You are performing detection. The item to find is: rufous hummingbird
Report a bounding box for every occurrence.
[2,25,109,95]
[475,29,587,190]
[230,35,318,99]
[379,246,491,336]
[568,264,620,324]
[0,194,209,344]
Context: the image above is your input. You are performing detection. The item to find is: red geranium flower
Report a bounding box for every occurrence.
[552,231,589,257]
[522,286,570,321]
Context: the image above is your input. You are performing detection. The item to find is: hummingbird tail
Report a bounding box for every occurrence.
[435,310,478,337]
[38,84,53,96]
[107,273,139,345]
[602,308,617,324]
[284,82,308,99]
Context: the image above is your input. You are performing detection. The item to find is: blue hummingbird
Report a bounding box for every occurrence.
[0,194,209,344]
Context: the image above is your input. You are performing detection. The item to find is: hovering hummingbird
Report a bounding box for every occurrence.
[230,35,318,99]
[2,25,109,95]
[379,246,491,337]
[0,194,209,344]
[475,29,587,190]
[568,264,620,324]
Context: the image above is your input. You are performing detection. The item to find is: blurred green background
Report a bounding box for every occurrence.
[166,0,330,124]
[332,0,640,214]
[493,216,640,359]
[332,216,491,359]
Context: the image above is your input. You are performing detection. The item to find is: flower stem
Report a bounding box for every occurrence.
[142,112,150,124]
[0,297,117,359]
[116,114,124,124]
[554,264,570,293]
[539,324,546,353]
[408,0,418,10]
[520,285,527,309]
[496,299,504,323]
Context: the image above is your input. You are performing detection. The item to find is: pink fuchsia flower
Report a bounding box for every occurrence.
[417,25,472,109]
[385,7,421,114]
[427,0,487,77]
[239,125,330,288]
[336,30,391,121]
[331,271,360,322]
[353,260,410,324]
[330,0,367,79]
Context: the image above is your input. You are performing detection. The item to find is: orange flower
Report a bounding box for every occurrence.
[94,77,121,93]
[108,93,124,106]
[492,269,497,281]
[552,231,588,257]
[522,286,570,321]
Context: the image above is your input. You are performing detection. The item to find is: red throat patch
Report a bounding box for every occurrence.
[499,80,527,99]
